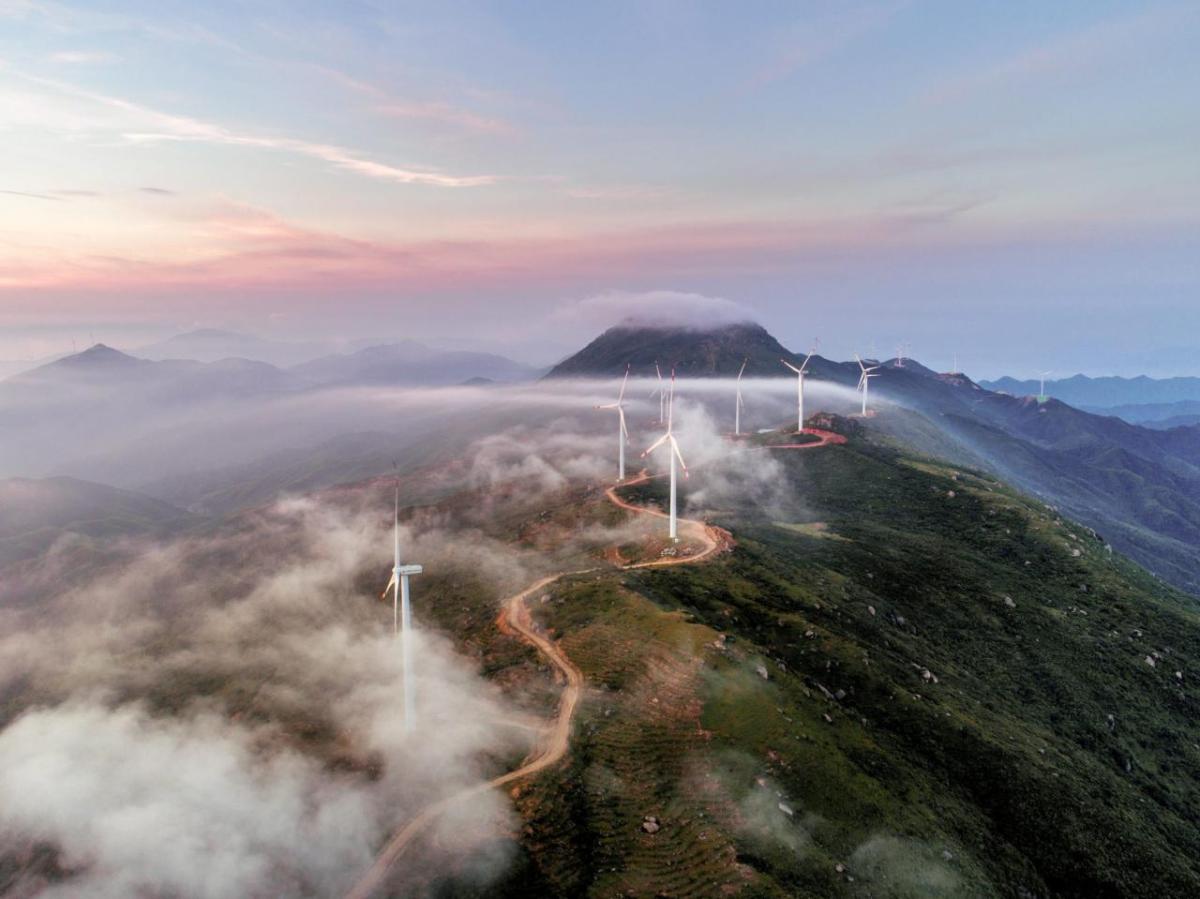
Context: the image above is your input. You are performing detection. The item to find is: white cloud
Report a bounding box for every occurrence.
[13,71,496,189]
[551,289,757,332]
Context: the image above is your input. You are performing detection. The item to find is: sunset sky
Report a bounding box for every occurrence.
[1,1,1197,375]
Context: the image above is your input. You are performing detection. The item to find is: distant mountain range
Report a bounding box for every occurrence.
[0,340,540,485]
[134,328,342,367]
[1084,400,1200,429]
[293,341,542,386]
[982,373,1200,406]
[1,344,306,412]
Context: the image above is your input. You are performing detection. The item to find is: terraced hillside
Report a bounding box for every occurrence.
[498,420,1200,898]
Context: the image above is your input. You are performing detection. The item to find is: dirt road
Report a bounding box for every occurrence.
[342,472,726,899]
[763,427,847,450]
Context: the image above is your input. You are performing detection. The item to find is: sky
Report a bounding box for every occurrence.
[0,0,1197,376]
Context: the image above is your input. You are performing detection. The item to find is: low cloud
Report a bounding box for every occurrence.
[0,494,530,897]
[552,289,757,333]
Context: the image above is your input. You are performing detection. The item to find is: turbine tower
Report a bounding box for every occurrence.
[643,368,688,541]
[734,358,748,436]
[596,364,631,480]
[381,487,423,733]
[856,354,881,416]
[1038,370,1052,403]
[781,350,814,433]
[649,361,666,424]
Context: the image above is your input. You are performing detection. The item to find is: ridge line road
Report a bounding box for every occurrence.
[344,430,843,898]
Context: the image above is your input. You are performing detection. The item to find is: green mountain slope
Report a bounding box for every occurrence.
[506,422,1200,898]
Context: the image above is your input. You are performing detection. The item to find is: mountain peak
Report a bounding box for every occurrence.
[546,320,796,378]
[59,343,142,367]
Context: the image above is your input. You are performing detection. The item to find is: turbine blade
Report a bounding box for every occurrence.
[780,358,802,374]
[644,433,669,456]
[381,572,396,600]
[801,351,813,372]
[737,358,747,381]
[671,436,688,474]
[617,364,630,403]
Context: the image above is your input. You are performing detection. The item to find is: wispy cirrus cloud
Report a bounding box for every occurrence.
[16,72,498,188]
[0,197,1039,294]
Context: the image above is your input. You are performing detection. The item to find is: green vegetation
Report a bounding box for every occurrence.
[505,429,1200,898]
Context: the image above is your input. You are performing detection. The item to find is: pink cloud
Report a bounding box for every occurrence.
[17,72,498,188]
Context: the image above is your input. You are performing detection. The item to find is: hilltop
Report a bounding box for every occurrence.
[545,321,803,378]
[544,321,1200,595]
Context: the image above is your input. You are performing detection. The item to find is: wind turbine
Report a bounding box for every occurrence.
[381,486,423,734]
[734,358,748,436]
[649,361,666,424]
[596,364,630,480]
[643,368,688,541]
[895,343,906,368]
[781,351,814,433]
[856,354,881,416]
[1039,370,1052,402]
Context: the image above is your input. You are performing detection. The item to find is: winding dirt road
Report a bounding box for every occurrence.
[343,472,725,899]
[762,427,847,450]
[344,429,843,897]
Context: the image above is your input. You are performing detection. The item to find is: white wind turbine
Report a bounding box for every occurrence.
[596,364,631,480]
[650,361,666,424]
[781,351,814,433]
[643,368,688,541]
[856,354,881,416]
[1039,370,1052,401]
[381,486,423,734]
[734,358,748,436]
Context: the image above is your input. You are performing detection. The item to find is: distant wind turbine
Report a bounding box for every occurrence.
[643,368,688,541]
[1039,370,1052,402]
[381,486,423,733]
[596,364,631,480]
[781,351,814,433]
[649,361,666,424]
[734,358,747,436]
[856,354,881,416]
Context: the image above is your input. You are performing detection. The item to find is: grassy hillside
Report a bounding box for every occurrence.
[502,423,1200,898]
